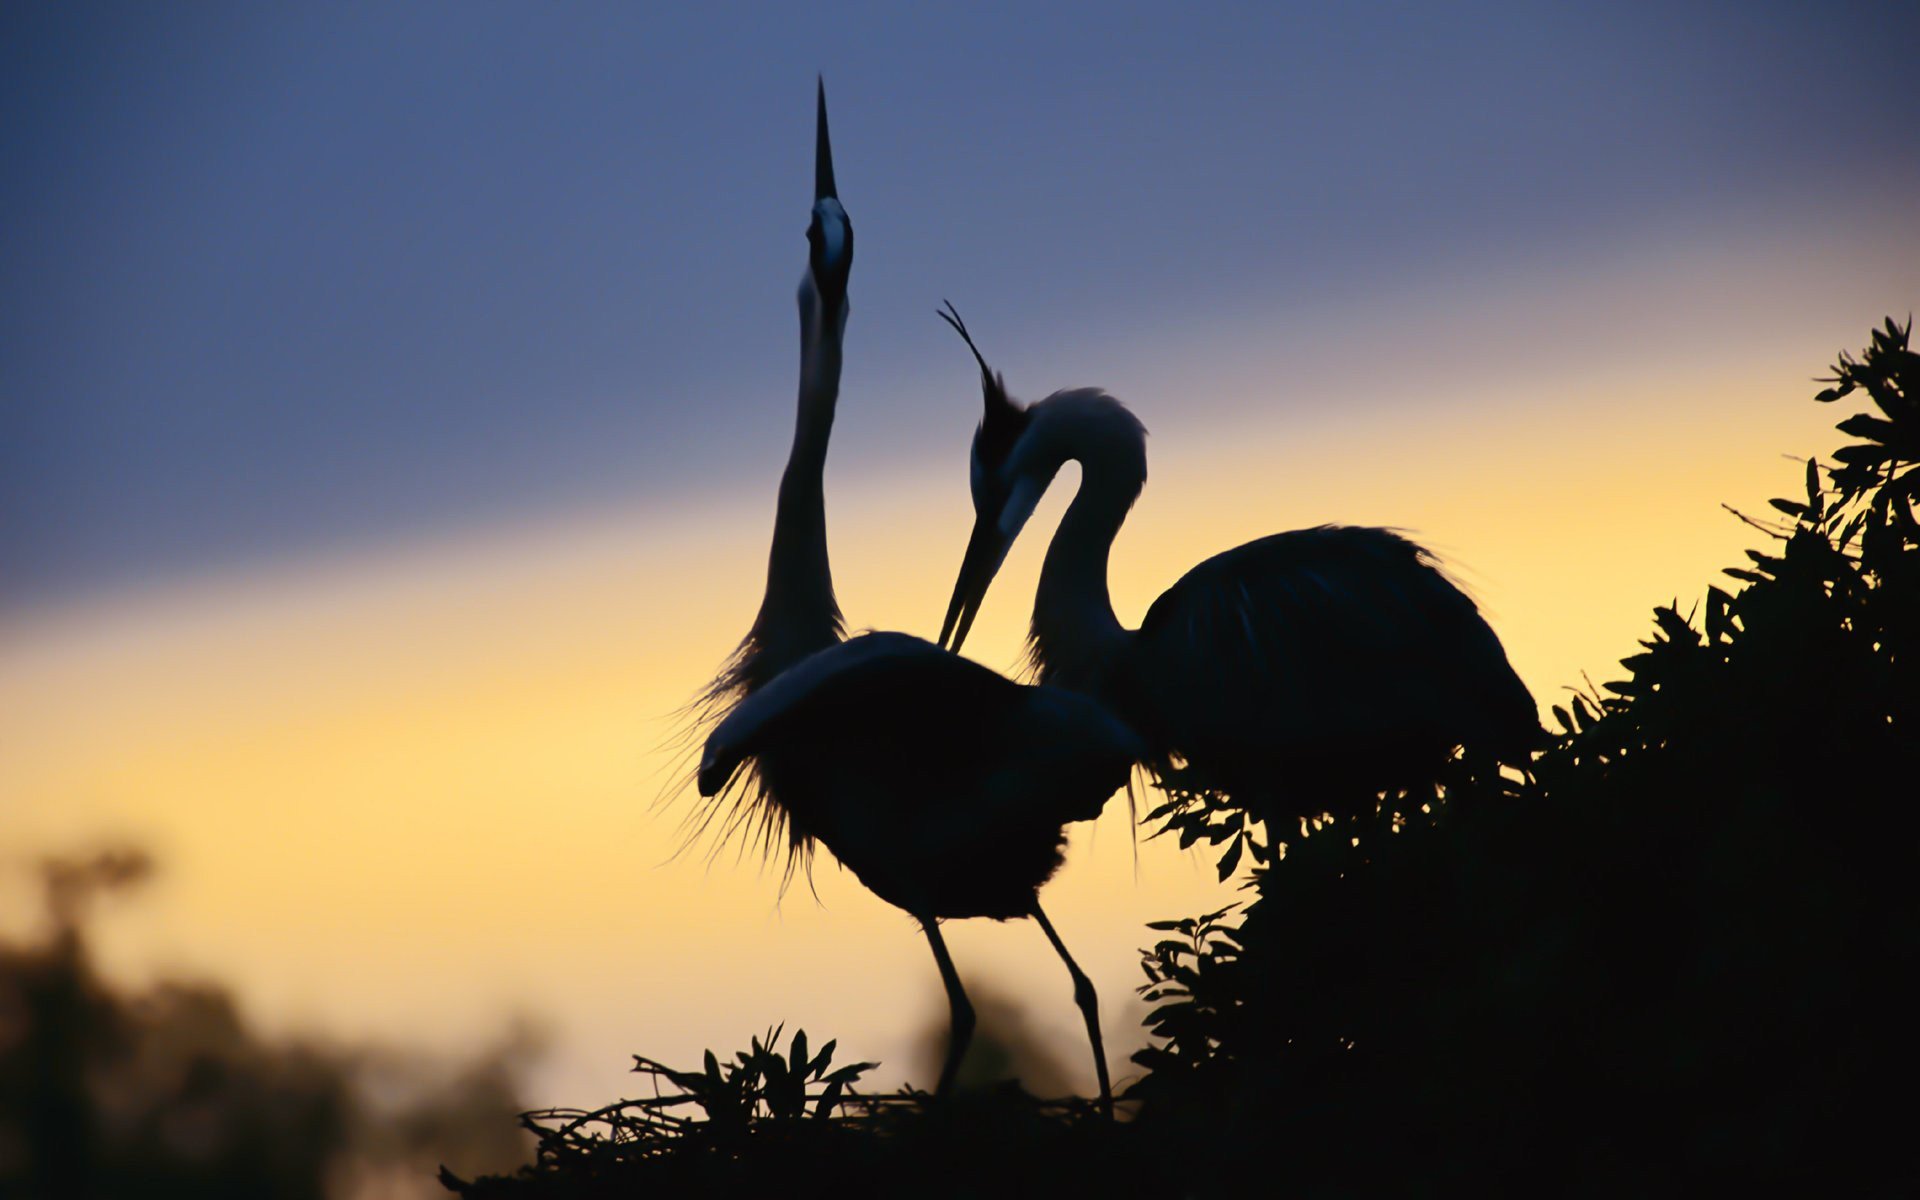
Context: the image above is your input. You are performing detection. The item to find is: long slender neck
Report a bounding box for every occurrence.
[1032,440,1142,691]
[748,291,846,689]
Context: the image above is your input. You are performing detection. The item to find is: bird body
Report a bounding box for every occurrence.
[701,631,1142,920]
[1113,524,1540,806]
[937,314,1540,818]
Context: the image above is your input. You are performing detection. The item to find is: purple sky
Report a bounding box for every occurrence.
[5,1,1917,607]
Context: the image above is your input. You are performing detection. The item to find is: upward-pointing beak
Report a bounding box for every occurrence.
[815,76,837,202]
[939,511,1012,655]
[808,77,852,311]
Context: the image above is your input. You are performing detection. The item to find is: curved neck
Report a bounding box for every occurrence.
[1032,445,1142,690]
[751,291,846,687]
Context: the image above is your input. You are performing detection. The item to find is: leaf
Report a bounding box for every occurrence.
[1834,444,1889,466]
[1839,511,1868,548]
[1837,413,1898,443]
[1704,586,1732,641]
[1142,798,1184,823]
[1769,498,1807,518]
[1869,382,1910,422]
[1653,605,1697,643]
[1216,834,1245,882]
[814,1079,844,1120]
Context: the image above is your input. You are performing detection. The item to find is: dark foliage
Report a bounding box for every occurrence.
[451,320,1916,1196]
[1132,317,1918,1192]
[440,1027,1167,1198]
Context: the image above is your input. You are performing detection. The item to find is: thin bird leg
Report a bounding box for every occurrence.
[920,916,975,1098]
[1032,902,1113,1117]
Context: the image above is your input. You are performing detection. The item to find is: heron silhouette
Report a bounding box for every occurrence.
[689,85,1141,1112]
[934,305,1541,823]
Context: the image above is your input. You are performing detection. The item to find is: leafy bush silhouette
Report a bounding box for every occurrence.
[1130,317,1917,1191]
[441,1027,1159,1197]
[451,318,1915,1196]
[440,1026,872,1195]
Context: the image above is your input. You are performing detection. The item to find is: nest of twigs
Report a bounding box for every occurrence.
[440,1027,1149,1198]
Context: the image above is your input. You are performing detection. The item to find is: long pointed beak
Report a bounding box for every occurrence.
[939,513,1011,654]
[807,78,852,311]
[815,76,837,202]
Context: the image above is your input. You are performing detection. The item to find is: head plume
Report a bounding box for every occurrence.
[938,301,1031,482]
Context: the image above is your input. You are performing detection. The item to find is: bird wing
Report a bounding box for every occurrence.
[1124,526,1539,772]
[1001,684,1151,821]
[698,631,1015,795]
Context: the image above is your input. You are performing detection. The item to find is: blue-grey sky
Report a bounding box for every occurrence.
[5,1,1917,608]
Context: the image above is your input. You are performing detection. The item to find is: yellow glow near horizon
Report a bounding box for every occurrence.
[0,246,1891,1105]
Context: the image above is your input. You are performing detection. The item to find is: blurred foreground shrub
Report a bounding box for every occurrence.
[0,849,536,1200]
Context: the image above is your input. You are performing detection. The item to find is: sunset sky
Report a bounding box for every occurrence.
[5,2,1918,1104]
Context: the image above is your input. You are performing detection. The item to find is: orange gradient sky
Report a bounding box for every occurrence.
[9,2,1920,1110]
[6,213,1913,1104]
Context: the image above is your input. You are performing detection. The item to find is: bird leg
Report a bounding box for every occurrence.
[920,916,975,1099]
[1032,902,1113,1117]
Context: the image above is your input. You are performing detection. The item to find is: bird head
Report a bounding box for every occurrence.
[937,302,1039,655]
[804,78,853,318]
